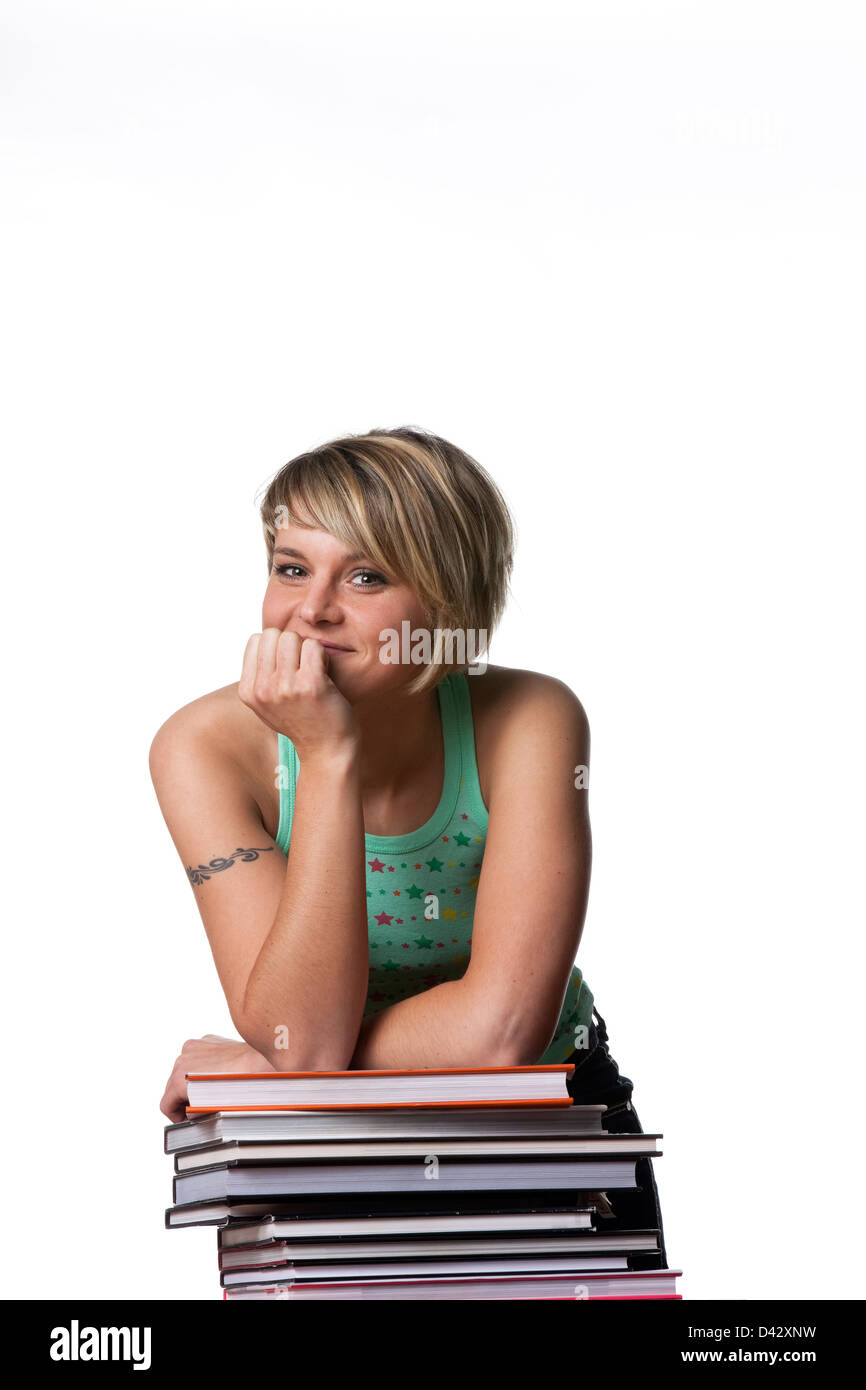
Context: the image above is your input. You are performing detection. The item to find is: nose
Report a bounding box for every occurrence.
[296,575,343,627]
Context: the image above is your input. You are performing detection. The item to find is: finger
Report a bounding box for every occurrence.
[165,1074,189,1118]
[299,636,329,678]
[160,1088,180,1121]
[258,627,281,680]
[275,630,301,687]
[239,634,261,699]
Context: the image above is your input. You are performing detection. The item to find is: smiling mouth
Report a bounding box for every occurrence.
[290,633,354,653]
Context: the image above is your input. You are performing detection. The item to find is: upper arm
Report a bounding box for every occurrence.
[148,703,287,1037]
[464,674,592,1062]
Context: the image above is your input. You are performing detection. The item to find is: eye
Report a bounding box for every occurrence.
[351,570,387,588]
[272,564,387,588]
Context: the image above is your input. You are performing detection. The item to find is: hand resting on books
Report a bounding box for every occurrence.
[160,1034,276,1123]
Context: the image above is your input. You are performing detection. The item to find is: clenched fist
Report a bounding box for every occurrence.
[161,1034,275,1123]
[238,628,361,761]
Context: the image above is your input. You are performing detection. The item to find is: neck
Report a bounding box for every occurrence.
[351,679,442,796]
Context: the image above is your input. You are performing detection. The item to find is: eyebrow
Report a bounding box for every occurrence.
[273,546,374,565]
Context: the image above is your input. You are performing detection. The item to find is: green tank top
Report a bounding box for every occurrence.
[274,670,594,1064]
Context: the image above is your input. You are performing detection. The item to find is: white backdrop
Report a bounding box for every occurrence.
[2,0,863,1301]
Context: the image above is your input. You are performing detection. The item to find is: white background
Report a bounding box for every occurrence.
[2,0,863,1301]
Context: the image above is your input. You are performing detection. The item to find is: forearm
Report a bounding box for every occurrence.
[242,748,369,1070]
[348,977,524,1070]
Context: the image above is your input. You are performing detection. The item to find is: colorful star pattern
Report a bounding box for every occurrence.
[358,802,594,1064]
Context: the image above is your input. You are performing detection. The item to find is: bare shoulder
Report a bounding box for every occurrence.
[467,664,590,803]
[469,663,589,740]
[470,663,586,712]
[149,683,276,816]
[149,683,263,767]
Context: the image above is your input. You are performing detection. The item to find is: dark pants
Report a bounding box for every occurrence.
[562,1006,669,1270]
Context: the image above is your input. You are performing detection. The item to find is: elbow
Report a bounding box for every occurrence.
[233,999,281,1070]
[261,1040,355,1072]
[235,1001,354,1073]
[492,1039,549,1067]
[233,992,266,1064]
[478,994,555,1067]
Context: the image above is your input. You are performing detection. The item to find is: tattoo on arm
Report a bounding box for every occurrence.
[187,846,275,886]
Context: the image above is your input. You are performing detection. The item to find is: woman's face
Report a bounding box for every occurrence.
[261,520,431,701]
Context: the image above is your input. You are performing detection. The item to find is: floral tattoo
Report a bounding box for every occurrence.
[186,846,275,886]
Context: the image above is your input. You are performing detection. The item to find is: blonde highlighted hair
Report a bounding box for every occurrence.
[256,426,515,694]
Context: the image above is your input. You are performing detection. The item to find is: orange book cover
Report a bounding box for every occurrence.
[185,1063,576,1116]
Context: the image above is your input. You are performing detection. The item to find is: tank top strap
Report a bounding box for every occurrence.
[274,732,298,855]
[447,671,489,829]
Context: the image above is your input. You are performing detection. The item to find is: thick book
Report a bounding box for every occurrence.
[174,1132,662,1172]
[172,1156,644,1204]
[213,1202,601,1242]
[184,1064,575,1113]
[165,1104,609,1153]
[217,1228,661,1269]
[222,1268,683,1300]
[165,1190,607,1230]
[221,1252,633,1286]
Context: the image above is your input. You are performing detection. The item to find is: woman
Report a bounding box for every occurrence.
[150,425,668,1269]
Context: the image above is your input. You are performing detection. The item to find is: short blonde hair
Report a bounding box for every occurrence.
[256,425,515,694]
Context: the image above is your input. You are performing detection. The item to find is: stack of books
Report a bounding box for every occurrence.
[164,1063,681,1299]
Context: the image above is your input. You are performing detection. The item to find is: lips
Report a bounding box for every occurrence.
[288,632,353,652]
